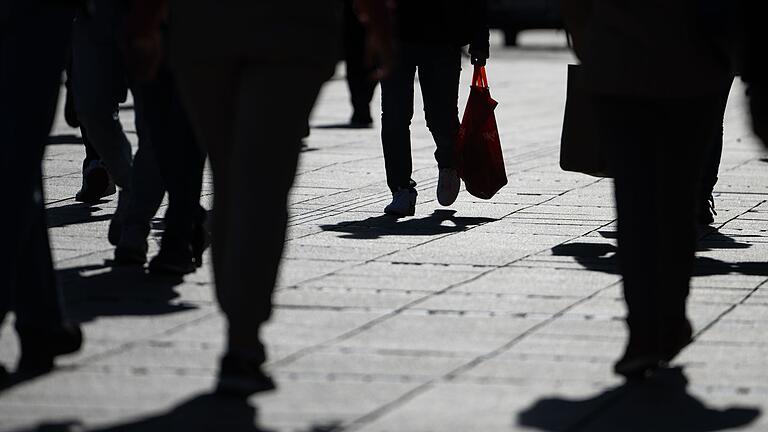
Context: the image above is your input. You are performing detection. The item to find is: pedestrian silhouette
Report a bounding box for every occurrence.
[380,0,490,217]
[0,0,83,384]
[125,0,396,396]
[564,0,738,377]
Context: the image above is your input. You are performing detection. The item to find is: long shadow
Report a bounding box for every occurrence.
[57,264,193,324]
[313,122,374,130]
[10,392,346,432]
[10,393,273,432]
[551,229,768,278]
[47,134,83,145]
[320,209,497,240]
[46,201,113,228]
[0,265,192,393]
[518,367,760,432]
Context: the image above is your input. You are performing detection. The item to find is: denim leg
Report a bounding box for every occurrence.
[416,45,461,169]
[121,89,166,239]
[71,5,133,193]
[380,52,417,192]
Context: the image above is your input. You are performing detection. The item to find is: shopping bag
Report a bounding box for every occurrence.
[455,65,507,200]
[559,64,612,177]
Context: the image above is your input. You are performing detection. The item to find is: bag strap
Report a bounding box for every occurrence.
[472,65,488,89]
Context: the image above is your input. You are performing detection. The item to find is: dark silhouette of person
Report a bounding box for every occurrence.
[121,15,210,275]
[70,0,166,254]
[380,0,490,217]
[566,0,736,377]
[344,0,379,128]
[126,0,395,395]
[0,0,83,382]
[63,50,117,204]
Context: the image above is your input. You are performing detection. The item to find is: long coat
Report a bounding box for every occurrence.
[582,0,734,98]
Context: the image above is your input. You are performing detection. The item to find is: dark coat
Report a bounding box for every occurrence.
[395,0,489,52]
[169,0,342,63]
[582,0,733,98]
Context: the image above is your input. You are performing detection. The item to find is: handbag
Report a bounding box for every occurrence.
[559,63,612,178]
[455,65,508,199]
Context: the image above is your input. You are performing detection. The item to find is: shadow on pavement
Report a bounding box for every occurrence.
[46,201,113,228]
[57,264,193,324]
[551,229,768,278]
[10,393,274,432]
[47,134,83,145]
[518,367,760,432]
[320,209,496,239]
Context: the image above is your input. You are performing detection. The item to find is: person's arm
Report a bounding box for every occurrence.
[468,0,490,66]
[353,0,397,80]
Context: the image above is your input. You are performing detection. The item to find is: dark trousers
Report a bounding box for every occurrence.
[135,64,206,250]
[0,1,73,335]
[699,79,734,202]
[380,42,461,192]
[343,0,377,123]
[174,60,335,355]
[595,95,723,354]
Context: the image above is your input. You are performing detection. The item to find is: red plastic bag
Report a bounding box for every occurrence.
[455,65,507,199]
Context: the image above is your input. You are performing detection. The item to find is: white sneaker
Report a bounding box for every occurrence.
[437,168,460,206]
[384,188,417,217]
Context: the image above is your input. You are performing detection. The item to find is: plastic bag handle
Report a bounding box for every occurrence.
[472,65,488,89]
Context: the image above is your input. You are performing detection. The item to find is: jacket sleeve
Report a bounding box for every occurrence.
[469,0,490,53]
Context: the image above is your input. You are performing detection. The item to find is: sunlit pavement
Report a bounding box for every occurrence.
[2,31,768,432]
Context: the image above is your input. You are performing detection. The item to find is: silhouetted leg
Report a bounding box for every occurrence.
[596,95,721,375]
[380,48,417,193]
[118,89,165,250]
[0,1,79,361]
[176,62,331,354]
[71,3,133,202]
[417,43,462,169]
[139,65,206,265]
[344,0,377,125]
[699,81,733,221]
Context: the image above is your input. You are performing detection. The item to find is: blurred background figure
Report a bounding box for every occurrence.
[70,0,165,256]
[122,6,210,275]
[565,0,736,378]
[0,0,83,382]
[380,0,490,217]
[63,51,117,204]
[343,0,379,128]
[124,0,393,396]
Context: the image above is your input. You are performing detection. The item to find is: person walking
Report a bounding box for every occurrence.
[0,0,83,381]
[565,0,735,377]
[127,0,395,395]
[380,0,490,217]
[70,0,165,251]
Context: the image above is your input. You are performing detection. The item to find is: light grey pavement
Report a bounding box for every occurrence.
[2,31,768,431]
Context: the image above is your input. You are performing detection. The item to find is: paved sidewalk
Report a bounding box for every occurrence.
[2,32,768,431]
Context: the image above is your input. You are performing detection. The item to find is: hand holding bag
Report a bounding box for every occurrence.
[455,65,508,199]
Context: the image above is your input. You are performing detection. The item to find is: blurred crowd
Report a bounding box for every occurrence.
[0,0,766,397]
